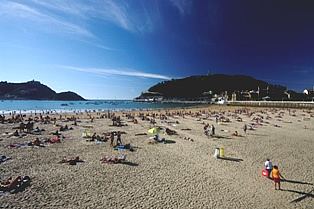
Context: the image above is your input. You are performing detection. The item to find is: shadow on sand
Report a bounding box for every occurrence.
[281,179,314,186]
[269,178,313,186]
[281,188,314,203]
[211,135,232,140]
[122,162,139,167]
[217,157,243,162]
[248,133,268,136]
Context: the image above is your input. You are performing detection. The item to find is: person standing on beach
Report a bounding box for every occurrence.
[272,165,285,190]
[116,131,122,146]
[110,132,114,146]
[204,124,209,136]
[210,124,215,136]
[264,159,273,178]
[243,124,247,134]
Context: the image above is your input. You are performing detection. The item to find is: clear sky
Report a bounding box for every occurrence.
[1,0,314,99]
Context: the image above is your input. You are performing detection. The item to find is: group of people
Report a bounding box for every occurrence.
[265,159,285,190]
[110,131,122,146]
[204,124,215,136]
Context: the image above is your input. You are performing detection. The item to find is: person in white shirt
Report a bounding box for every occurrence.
[265,159,273,178]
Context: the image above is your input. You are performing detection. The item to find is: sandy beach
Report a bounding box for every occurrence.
[0,105,313,208]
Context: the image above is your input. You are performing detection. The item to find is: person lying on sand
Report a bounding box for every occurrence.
[165,128,177,135]
[0,176,31,193]
[7,130,27,138]
[0,176,22,191]
[59,125,73,131]
[33,127,45,133]
[46,137,61,143]
[183,137,194,142]
[0,155,12,164]
[114,143,134,151]
[31,138,42,146]
[51,130,61,136]
[59,156,84,165]
[101,154,126,164]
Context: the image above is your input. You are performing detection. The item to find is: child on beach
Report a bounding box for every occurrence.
[272,165,285,190]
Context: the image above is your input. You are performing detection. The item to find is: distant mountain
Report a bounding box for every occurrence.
[135,74,289,101]
[0,80,85,100]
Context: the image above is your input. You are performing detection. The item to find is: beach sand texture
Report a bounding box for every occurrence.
[0,106,313,208]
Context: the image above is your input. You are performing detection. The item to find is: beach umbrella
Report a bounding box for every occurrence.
[148,127,159,134]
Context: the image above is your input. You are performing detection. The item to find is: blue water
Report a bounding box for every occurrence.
[0,100,199,114]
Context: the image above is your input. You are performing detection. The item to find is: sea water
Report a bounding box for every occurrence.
[0,100,200,115]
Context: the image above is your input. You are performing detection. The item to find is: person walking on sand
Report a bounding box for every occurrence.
[264,159,273,178]
[243,124,247,134]
[272,165,285,190]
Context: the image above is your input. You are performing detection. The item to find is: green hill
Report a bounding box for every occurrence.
[135,74,291,101]
[0,80,85,100]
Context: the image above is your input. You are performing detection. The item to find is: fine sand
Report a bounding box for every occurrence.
[0,105,313,208]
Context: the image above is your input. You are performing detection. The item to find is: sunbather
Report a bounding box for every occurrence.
[32,138,42,146]
[0,176,31,193]
[0,176,22,191]
[166,128,177,135]
[59,156,84,165]
[101,154,126,164]
[0,155,11,164]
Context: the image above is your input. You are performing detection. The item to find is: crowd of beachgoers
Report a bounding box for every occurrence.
[0,105,313,208]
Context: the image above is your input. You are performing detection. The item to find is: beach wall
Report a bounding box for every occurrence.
[227,101,314,109]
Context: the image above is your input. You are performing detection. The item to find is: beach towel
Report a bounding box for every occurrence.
[0,155,11,164]
[6,144,21,149]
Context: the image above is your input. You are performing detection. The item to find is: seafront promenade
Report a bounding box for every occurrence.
[227,101,314,108]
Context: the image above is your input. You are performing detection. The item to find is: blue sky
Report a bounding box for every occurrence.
[1,0,314,99]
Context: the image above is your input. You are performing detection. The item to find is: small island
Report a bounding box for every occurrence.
[0,80,85,100]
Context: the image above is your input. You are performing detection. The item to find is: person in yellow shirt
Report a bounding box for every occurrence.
[272,165,285,190]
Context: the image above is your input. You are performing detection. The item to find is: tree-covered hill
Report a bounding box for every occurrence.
[0,80,85,100]
[144,74,271,98]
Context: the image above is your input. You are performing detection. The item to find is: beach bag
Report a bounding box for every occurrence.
[262,169,268,177]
